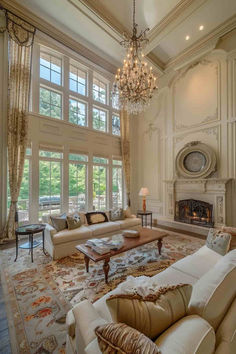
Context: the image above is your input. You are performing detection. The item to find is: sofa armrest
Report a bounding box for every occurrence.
[71,300,107,353]
[45,223,57,241]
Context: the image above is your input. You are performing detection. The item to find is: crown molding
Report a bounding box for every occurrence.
[0,0,118,74]
[165,14,236,71]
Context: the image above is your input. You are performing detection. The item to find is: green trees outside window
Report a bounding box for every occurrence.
[69,98,87,126]
[93,165,107,210]
[40,87,62,119]
[39,159,61,220]
[69,163,87,212]
[93,107,107,132]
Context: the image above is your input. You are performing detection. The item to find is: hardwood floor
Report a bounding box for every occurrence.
[0,280,11,353]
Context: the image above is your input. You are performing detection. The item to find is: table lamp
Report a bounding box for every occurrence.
[139,187,149,212]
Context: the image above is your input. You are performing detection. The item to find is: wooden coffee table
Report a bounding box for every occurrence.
[76,228,168,283]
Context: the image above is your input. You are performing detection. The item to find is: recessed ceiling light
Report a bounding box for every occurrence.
[185,35,190,41]
[199,25,204,31]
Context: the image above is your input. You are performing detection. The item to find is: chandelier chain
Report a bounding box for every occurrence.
[133,0,135,29]
[111,0,158,115]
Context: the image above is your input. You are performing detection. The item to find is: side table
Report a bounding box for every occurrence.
[15,224,46,262]
[137,210,153,228]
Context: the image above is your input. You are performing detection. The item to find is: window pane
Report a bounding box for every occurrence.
[112,115,120,135]
[39,160,61,221]
[69,163,87,212]
[18,159,30,224]
[112,92,119,110]
[93,77,107,104]
[93,165,107,211]
[69,64,87,96]
[40,52,62,85]
[69,98,87,126]
[40,87,62,119]
[113,159,122,166]
[112,167,123,208]
[93,156,108,164]
[39,150,62,159]
[69,153,88,162]
[40,66,50,81]
[51,71,61,85]
[93,108,107,132]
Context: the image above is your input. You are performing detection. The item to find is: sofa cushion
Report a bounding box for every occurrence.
[206,228,231,255]
[86,212,108,225]
[106,284,192,340]
[215,297,236,354]
[95,323,160,354]
[155,315,215,354]
[114,217,141,229]
[52,225,93,245]
[171,245,222,279]
[188,250,236,330]
[89,221,120,236]
[222,226,236,250]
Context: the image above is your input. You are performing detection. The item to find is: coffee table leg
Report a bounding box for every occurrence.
[157,238,163,255]
[103,258,110,284]
[84,255,90,272]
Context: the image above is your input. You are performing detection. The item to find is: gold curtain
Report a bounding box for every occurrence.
[3,12,35,240]
[120,110,131,206]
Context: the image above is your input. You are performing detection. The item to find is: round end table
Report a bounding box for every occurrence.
[15,224,46,262]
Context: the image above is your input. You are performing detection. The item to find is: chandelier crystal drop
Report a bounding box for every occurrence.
[111,0,158,115]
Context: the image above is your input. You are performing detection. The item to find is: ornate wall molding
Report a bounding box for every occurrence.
[172,59,220,132]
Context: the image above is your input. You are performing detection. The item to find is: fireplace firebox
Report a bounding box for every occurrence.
[175,199,214,228]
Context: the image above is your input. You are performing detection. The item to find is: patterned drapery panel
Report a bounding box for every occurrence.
[120,110,131,206]
[2,12,35,240]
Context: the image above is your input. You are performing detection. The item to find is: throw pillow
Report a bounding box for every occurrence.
[67,213,81,230]
[86,212,108,225]
[110,208,125,221]
[124,207,132,218]
[95,323,160,354]
[50,213,67,232]
[106,284,192,340]
[206,228,231,256]
[221,226,236,250]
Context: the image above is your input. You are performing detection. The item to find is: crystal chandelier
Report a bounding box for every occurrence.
[111,0,158,115]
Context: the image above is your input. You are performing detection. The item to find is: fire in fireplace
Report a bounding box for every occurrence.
[175,199,214,228]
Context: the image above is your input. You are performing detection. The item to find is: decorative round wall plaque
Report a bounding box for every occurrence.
[176,141,216,178]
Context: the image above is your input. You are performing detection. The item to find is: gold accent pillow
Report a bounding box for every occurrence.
[95,323,160,354]
[106,284,192,340]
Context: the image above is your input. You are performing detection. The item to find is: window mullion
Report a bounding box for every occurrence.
[64,55,69,122]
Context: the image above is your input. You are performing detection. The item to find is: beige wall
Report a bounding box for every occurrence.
[131,33,236,227]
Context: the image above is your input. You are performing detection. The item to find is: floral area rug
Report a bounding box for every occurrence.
[0,231,205,353]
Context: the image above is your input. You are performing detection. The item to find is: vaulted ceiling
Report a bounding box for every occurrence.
[6,0,236,73]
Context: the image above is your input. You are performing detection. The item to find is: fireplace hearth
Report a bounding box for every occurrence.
[175,199,214,228]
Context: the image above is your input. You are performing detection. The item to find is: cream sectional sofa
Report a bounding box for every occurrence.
[44,212,141,260]
[66,245,236,354]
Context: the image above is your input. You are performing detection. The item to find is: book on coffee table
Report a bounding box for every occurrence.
[86,237,124,254]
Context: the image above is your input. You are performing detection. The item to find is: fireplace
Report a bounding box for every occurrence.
[175,199,214,228]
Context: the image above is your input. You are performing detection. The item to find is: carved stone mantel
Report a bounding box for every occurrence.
[164,178,232,227]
